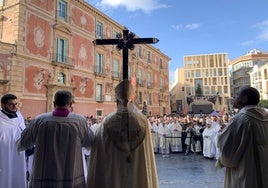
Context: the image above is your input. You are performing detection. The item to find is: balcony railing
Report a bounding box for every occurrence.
[0,79,9,84]
[51,53,74,67]
[96,95,104,102]
[147,82,153,89]
[137,78,145,87]
[160,86,166,91]
[112,71,121,79]
[94,66,106,77]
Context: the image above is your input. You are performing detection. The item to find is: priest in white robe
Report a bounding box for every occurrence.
[158,120,171,156]
[202,118,216,159]
[88,79,159,188]
[169,118,182,152]
[0,94,27,188]
[149,116,159,153]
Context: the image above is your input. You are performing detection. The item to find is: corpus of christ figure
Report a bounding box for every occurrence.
[93,27,159,79]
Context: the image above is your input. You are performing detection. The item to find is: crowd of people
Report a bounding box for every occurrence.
[147,113,230,159]
[80,112,230,160]
[1,85,268,188]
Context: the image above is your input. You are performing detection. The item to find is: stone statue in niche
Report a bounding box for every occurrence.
[33,69,46,90]
[79,77,88,94]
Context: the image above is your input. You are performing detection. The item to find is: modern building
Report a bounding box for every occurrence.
[229,49,268,96]
[169,68,185,114]
[249,62,268,100]
[0,0,170,118]
[183,53,230,114]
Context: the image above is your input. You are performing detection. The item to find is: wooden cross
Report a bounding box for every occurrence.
[93,28,159,79]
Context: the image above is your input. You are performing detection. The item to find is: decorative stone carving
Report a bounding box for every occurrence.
[80,15,87,25]
[34,27,45,48]
[33,69,46,90]
[79,45,87,61]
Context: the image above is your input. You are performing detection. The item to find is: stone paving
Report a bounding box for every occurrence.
[155,153,225,188]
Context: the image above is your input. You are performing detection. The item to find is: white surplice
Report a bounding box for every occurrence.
[202,126,216,158]
[0,110,27,188]
[168,122,182,152]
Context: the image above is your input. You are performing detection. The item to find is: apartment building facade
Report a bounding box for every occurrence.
[0,0,170,118]
[183,53,231,114]
[249,62,268,100]
[229,49,268,96]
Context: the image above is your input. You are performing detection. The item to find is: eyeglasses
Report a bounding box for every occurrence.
[5,103,18,107]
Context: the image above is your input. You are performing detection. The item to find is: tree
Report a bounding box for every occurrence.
[258,100,268,108]
[195,83,203,96]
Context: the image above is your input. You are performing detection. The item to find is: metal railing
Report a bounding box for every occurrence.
[51,53,74,67]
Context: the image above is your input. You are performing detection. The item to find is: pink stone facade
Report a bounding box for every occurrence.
[0,0,170,118]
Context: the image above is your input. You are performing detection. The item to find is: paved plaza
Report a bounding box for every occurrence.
[155,153,225,188]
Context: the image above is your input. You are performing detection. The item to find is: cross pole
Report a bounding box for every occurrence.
[93,28,159,80]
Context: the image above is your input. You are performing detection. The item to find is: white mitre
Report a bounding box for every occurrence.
[115,79,134,100]
[206,118,212,125]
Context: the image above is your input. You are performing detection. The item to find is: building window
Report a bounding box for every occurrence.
[96,21,103,39]
[57,72,65,84]
[57,38,67,63]
[148,93,152,105]
[113,31,120,39]
[160,77,164,90]
[137,69,142,84]
[138,46,142,58]
[195,70,201,77]
[206,70,209,76]
[218,68,222,76]
[58,0,67,21]
[147,73,152,87]
[138,92,142,104]
[96,110,103,117]
[96,84,103,101]
[112,59,119,78]
[160,58,163,69]
[96,53,103,73]
[147,51,151,63]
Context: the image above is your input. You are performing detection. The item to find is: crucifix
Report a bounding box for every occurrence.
[93,28,159,80]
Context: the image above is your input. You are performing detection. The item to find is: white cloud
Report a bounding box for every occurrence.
[172,23,200,31]
[257,30,268,41]
[240,19,268,47]
[255,19,268,29]
[171,24,183,30]
[255,19,268,41]
[240,40,254,46]
[185,23,200,30]
[171,24,183,31]
[99,0,167,14]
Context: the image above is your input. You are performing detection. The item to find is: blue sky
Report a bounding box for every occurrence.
[86,0,268,82]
